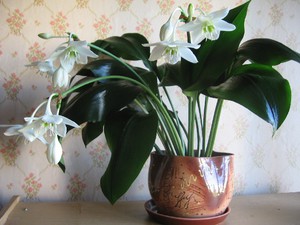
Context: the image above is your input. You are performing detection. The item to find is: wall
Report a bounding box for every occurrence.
[0,0,300,206]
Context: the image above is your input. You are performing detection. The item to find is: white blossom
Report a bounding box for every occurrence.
[179,8,236,44]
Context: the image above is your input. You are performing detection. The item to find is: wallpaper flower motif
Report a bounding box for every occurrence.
[157,0,175,14]
[136,18,153,38]
[22,173,43,199]
[0,139,20,166]
[6,9,26,36]
[26,42,46,63]
[76,0,89,8]
[94,15,112,39]
[2,73,22,101]
[50,12,69,35]
[117,0,133,11]
[67,174,87,200]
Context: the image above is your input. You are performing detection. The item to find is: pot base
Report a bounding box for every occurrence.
[144,199,230,225]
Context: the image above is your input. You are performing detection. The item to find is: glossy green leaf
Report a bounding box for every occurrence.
[77,59,145,81]
[237,38,300,66]
[76,59,159,95]
[101,109,158,204]
[61,81,143,125]
[91,33,154,70]
[207,64,291,130]
[82,121,104,146]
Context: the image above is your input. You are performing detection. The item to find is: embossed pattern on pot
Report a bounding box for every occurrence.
[148,152,234,218]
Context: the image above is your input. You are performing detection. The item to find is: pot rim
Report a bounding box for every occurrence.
[150,150,234,159]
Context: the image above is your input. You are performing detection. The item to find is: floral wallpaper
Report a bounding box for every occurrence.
[0,0,300,207]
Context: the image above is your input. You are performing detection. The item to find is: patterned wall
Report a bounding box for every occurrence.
[0,0,300,206]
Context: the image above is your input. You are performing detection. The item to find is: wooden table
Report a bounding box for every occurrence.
[0,193,299,225]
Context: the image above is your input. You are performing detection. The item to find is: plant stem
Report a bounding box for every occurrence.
[187,92,198,156]
[205,99,224,157]
[163,86,186,155]
[200,96,209,157]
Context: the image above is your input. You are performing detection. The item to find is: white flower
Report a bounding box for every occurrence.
[49,40,98,72]
[144,8,200,64]
[143,41,200,64]
[53,66,70,88]
[179,8,236,44]
[19,94,80,143]
[47,135,63,164]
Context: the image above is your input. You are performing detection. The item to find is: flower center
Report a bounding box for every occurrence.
[164,46,180,64]
[202,20,215,34]
[67,46,78,59]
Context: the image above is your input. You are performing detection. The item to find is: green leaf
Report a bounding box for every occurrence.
[76,59,159,95]
[82,122,104,146]
[180,1,251,92]
[101,109,158,204]
[158,62,186,87]
[207,64,291,130]
[58,157,66,173]
[61,81,143,125]
[77,59,145,80]
[91,33,154,70]
[237,38,300,66]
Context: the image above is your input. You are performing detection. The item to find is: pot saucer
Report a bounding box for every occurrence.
[144,200,230,225]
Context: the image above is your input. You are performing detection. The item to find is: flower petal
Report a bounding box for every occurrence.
[42,114,63,124]
[55,123,67,137]
[3,124,24,136]
[214,20,236,31]
[148,44,166,61]
[76,46,98,59]
[61,116,80,128]
[53,67,69,88]
[179,47,198,63]
[209,8,229,20]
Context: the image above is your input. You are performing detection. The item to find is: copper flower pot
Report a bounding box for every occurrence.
[148,152,234,218]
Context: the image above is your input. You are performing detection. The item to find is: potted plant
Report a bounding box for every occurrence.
[2,0,300,221]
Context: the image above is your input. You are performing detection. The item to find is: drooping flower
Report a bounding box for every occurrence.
[179,8,236,44]
[18,94,80,143]
[48,40,98,72]
[47,135,63,164]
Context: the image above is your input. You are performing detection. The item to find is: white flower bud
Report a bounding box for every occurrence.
[47,135,63,164]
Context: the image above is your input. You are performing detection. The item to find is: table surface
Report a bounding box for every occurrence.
[0,192,299,225]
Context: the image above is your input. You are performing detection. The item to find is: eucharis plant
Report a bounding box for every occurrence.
[2,1,300,204]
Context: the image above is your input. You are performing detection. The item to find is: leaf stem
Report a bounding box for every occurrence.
[162,86,186,155]
[205,99,223,157]
[187,92,198,156]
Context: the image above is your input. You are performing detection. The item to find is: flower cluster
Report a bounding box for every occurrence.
[144,6,235,64]
[30,33,98,88]
[1,34,99,164]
